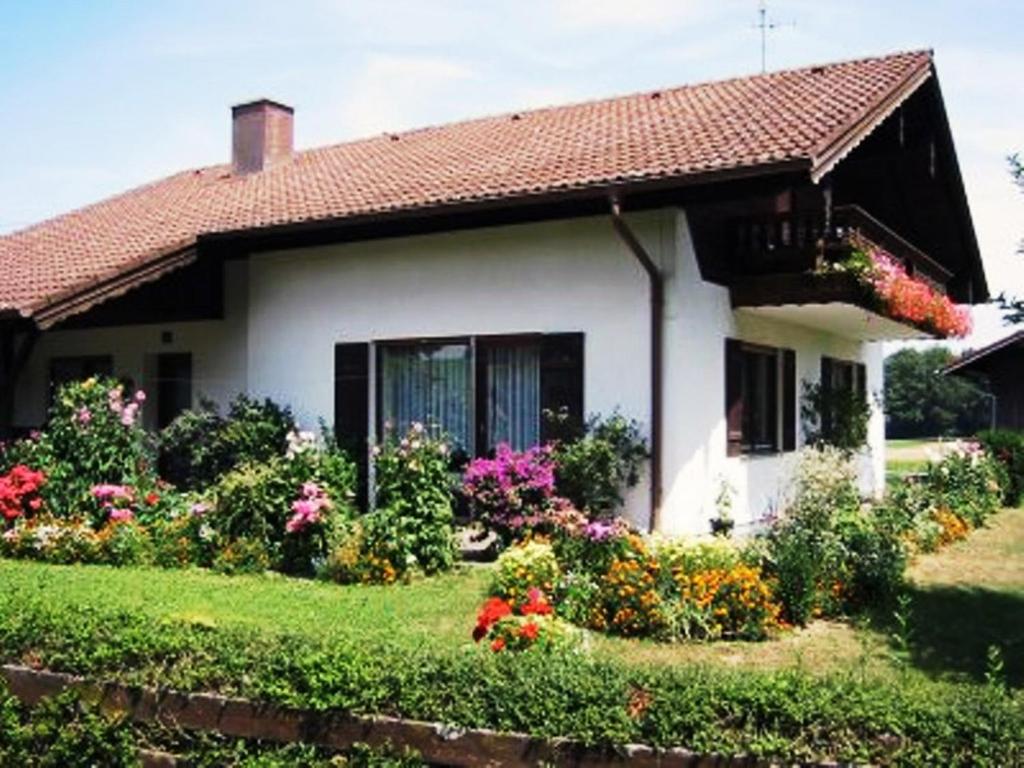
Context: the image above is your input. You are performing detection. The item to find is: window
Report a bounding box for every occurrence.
[49,355,113,402]
[155,353,192,429]
[378,340,473,450]
[819,356,867,441]
[725,339,796,456]
[336,333,583,491]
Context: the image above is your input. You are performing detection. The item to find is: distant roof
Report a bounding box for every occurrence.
[945,330,1024,375]
[0,49,950,326]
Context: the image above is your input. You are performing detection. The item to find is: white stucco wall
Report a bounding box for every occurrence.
[14,260,250,428]
[14,211,886,533]
[656,210,886,535]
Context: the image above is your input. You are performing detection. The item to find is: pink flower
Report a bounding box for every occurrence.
[134,390,147,404]
[108,508,134,522]
[75,407,92,426]
[92,484,134,503]
[190,501,211,517]
[120,403,138,427]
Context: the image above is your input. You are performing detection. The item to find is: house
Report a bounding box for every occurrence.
[0,50,988,534]
[946,330,1024,430]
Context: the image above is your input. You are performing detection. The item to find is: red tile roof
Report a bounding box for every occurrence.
[0,50,935,325]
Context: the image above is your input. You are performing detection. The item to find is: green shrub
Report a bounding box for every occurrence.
[0,590,1020,766]
[490,540,561,605]
[159,394,295,490]
[209,435,358,575]
[800,380,871,454]
[0,686,137,767]
[977,430,1024,506]
[921,443,1003,527]
[552,413,648,517]
[372,424,455,575]
[212,536,273,575]
[1,378,157,519]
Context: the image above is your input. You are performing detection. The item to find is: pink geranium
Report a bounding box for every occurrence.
[285,482,332,534]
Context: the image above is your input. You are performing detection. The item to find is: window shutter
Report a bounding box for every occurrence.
[540,333,584,443]
[725,338,744,457]
[820,356,834,440]
[856,362,867,404]
[782,349,796,452]
[334,342,369,509]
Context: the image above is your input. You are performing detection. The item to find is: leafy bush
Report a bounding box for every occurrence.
[371,423,455,576]
[471,590,580,653]
[1,378,157,518]
[462,444,560,541]
[921,442,1002,527]
[0,686,137,767]
[587,534,666,637]
[159,395,294,490]
[1,588,1021,765]
[977,429,1024,506]
[671,564,780,640]
[490,540,561,605]
[801,380,871,454]
[552,413,648,518]
[209,433,358,575]
[761,447,904,624]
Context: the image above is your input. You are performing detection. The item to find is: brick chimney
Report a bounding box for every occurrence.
[231,99,294,175]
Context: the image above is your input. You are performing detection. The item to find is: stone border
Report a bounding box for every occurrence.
[1,665,861,767]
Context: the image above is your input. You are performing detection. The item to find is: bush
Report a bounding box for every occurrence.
[490,540,561,605]
[1,589,1021,765]
[921,442,1002,527]
[371,423,455,576]
[552,413,648,518]
[209,434,358,575]
[672,564,780,640]
[159,395,295,490]
[800,380,870,454]
[462,444,560,541]
[978,429,1024,506]
[588,534,666,637]
[0,686,137,767]
[1,378,157,519]
[760,447,910,623]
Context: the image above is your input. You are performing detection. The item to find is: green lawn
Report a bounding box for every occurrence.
[2,506,1022,686]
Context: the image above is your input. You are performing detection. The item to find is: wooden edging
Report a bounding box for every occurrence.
[0,664,863,768]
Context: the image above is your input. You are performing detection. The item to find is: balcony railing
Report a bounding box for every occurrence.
[731,204,951,292]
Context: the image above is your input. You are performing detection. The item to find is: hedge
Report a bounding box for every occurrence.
[0,586,1020,766]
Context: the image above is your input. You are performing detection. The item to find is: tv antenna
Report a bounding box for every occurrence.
[754,1,794,73]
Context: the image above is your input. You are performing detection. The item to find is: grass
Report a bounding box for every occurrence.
[1,506,1021,687]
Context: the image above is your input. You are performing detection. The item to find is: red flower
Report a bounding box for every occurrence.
[472,597,513,642]
[520,622,540,641]
[520,588,553,617]
[145,492,160,506]
[490,637,506,653]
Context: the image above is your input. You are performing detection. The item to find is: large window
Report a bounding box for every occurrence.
[378,340,474,450]
[725,339,796,456]
[338,334,582,473]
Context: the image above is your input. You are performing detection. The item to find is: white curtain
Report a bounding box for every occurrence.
[486,343,540,450]
[379,343,472,449]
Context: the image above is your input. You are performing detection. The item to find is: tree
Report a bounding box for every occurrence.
[997,154,1024,323]
[884,347,992,438]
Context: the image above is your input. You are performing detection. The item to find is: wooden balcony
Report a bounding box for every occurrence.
[730,204,952,291]
[728,204,953,341]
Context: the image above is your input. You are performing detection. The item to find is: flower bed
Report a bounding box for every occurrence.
[830,241,972,338]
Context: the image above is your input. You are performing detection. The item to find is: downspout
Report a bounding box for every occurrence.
[609,194,663,532]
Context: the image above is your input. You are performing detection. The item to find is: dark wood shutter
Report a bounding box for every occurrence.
[782,349,796,452]
[820,356,834,440]
[540,333,584,443]
[334,343,369,510]
[856,362,867,404]
[725,338,744,457]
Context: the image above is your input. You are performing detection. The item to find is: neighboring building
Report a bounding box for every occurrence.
[946,330,1024,431]
[0,51,988,534]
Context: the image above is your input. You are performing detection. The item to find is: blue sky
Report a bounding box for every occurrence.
[1,1,1021,346]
